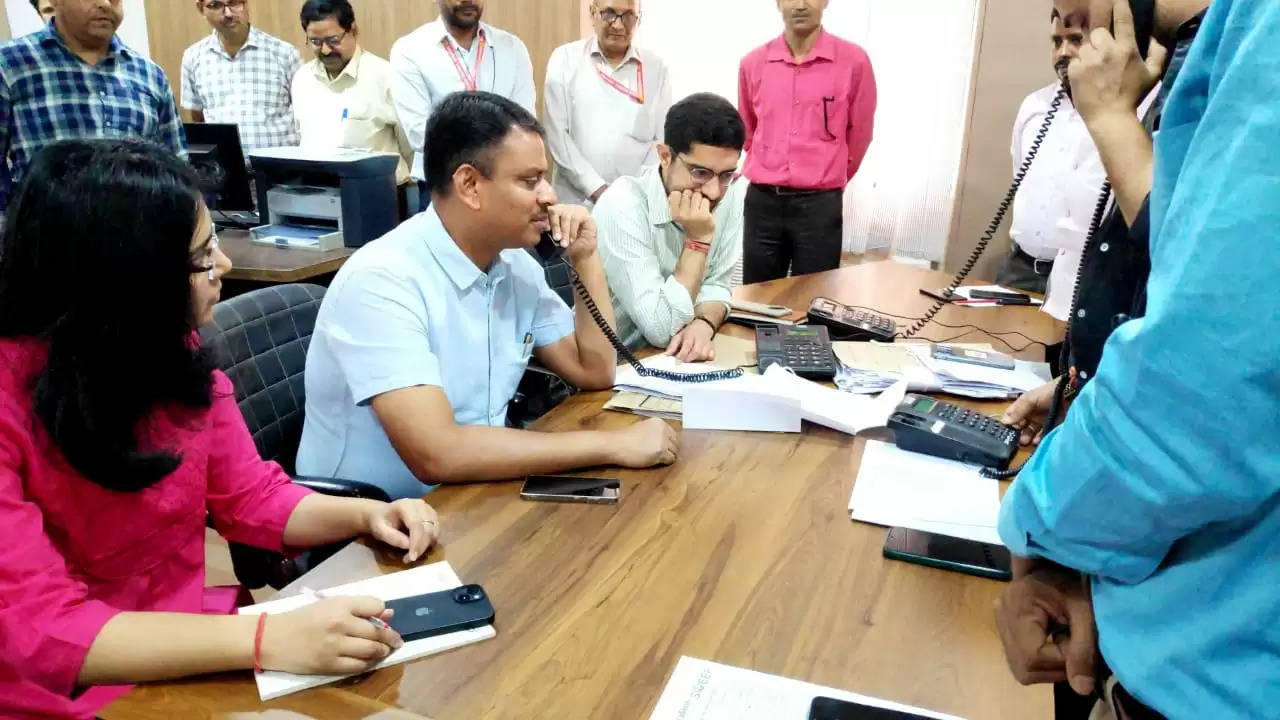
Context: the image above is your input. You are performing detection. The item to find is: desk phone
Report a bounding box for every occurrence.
[755,325,838,380]
[806,297,897,342]
[887,394,1019,469]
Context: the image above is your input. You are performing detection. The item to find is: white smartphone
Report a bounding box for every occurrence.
[520,476,620,505]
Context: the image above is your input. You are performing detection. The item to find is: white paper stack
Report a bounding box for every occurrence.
[832,342,1051,400]
[848,441,1004,545]
[906,345,1051,399]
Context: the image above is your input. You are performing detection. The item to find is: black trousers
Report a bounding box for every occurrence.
[742,184,844,284]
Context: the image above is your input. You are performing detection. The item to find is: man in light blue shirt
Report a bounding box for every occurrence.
[996,1,1280,718]
[298,92,679,499]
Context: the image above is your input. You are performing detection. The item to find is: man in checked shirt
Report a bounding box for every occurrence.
[0,0,185,230]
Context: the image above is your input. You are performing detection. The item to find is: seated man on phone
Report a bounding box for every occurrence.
[298,92,679,500]
[592,93,746,363]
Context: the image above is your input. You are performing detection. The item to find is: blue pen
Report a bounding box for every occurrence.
[341,107,349,120]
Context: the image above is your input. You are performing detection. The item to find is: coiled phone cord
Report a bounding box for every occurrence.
[900,88,1068,340]
[565,264,745,384]
[980,181,1114,480]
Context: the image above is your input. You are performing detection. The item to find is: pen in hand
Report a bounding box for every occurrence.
[300,586,394,631]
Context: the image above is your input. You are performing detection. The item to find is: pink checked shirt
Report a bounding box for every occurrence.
[738,29,877,190]
[0,339,312,719]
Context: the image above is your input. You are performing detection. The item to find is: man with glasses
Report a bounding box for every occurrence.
[738,0,877,283]
[593,93,746,361]
[181,0,301,156]
[544,0,671,207]
[291,0,412,188]
[390,0,536,210]
[0,0,185,228]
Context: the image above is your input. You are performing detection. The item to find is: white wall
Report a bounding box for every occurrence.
[634,0,980,262]
[5,0,152,58]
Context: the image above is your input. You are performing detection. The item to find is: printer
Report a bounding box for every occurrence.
[248,147,399,250]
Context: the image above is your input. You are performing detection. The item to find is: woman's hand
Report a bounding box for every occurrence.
[365,499,440,563]
[260,596,404,675]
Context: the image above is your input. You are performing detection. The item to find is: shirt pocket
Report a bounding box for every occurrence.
[814,92,850,144]
[491,323,536,424]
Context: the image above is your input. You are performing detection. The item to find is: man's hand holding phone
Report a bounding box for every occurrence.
[1070,0,1168,125]
[546,204,598,264]
[669,189,716,245]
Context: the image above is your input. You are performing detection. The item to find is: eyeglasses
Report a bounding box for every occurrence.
[203,0,245,13]
[677,155,736,189]
[191,231,220,281]
[306,31,348,50]
[596,9,640,27]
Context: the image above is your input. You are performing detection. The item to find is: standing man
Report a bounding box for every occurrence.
[181,0,301,155]
[738,0,877,284]
[543,0,672,207]
[0,0,185,224]
[593,93,745,360]
[390,0,536,210]
[28,0,56,23]
[292,0,412,187]
[298,92,677,500]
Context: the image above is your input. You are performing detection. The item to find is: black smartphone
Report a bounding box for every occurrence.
[968,289,1030,303]
[520,475,621,504]
[883,528,1012,581]
[385,584,496,641]
[1128,0,1156,59]
[918,287,959,303]
[809,696,937,720]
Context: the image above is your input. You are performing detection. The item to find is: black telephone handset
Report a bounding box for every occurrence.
[536,231,743,384]
[887,394,1019,471]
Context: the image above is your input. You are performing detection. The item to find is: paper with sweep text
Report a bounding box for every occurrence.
[648,656,962,720]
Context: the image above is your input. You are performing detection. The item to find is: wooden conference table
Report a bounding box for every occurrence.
[105,261,1062,720]
[219,228,356,284]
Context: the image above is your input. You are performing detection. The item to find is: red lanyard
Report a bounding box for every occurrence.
[593,55,644,104]
[442,32,487,91]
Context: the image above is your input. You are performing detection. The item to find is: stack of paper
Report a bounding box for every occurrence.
[602,391,683,420]
[848,441,1003,545]
[832,342,1051,400]
[649,656,961,720]
[238,561,496,701]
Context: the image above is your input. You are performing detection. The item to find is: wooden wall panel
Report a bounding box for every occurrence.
[144,0,587,117]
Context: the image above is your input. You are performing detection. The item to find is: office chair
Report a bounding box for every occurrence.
[507,251,578,428]
[200,283,390,591]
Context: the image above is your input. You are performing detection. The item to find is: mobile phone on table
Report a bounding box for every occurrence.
[931,344,1016,370]
[809,696,937,720]
[968,289,1031,303]
[385,584,495,641]
[918,287,960,303]
[883,527,1012,581]
[520,475,620,504]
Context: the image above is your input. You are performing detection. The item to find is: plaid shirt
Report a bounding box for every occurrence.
[0,23,185,219]
[181,27,301,154]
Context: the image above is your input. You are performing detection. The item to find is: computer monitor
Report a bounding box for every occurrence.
[183,122,254,212]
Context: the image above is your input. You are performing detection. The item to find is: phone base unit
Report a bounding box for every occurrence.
[883,528,1012,581]
[755,324,839,380]
[887,394,1018,469]
[385,584,496,641]
[806,297,897,343]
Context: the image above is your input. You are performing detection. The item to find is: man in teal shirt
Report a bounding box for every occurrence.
[996,0,1280,717]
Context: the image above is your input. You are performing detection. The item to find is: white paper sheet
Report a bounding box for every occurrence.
[848,441,1003,545]
[762,368,908,436]
[648,657,962,720]
[953,285,1044,307]
[682,383,803,432]
[238,561,496,701]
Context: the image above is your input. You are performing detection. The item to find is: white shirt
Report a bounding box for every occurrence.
[543,37,672,206]
[389,20,536,181]
[593,165,744,349]
[292,49,413,185]
[1010,83,1157,320]
[297,208,575,500]
[180,27,301,153]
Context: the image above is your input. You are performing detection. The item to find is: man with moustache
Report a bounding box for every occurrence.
[737,0,877,283]
[390,0,536,211]
[181,0,301,157]
[292,0,412,188]
[0,0,185,226]
[544,0,672,207]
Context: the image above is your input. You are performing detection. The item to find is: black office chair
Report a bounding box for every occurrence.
[506,252,579,428]
[200,284,390,590]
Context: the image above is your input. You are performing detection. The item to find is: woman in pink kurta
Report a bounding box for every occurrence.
[0,140,441,719]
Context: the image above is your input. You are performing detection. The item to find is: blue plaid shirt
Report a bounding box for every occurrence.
[0,22,185,220]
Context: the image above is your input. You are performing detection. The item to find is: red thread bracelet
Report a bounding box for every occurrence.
[684,239,710,253]
[253,613,267,674]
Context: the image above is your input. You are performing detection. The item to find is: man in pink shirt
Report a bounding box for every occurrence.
[738,0,877,283]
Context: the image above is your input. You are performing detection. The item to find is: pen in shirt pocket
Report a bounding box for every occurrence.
[341,107,349,121]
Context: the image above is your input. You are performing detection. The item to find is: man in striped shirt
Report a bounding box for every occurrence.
[0,0,184,226]
[593,93,746,362]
